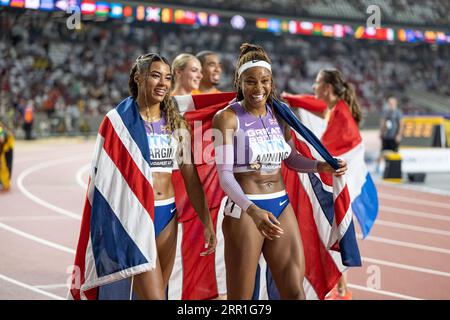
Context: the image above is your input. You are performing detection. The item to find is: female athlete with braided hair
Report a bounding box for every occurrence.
[213,44,348,300]
[98,53,216,299]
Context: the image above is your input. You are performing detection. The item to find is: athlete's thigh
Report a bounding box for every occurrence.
[262,204,305,298]
[222,212,264,299]
[132,257,165,300]
[156,215,178,286]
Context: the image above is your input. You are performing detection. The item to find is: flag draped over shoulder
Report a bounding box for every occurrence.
[70,97,157,300]
[169,92,362,300]
[284,94,379,238]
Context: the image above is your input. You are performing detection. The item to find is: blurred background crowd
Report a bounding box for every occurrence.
[0,0,449,137]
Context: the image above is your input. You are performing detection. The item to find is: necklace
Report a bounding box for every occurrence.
[142,105,162,123]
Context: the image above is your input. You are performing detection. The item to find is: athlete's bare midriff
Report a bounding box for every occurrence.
[151,172,175,200]
[234,170,285,195]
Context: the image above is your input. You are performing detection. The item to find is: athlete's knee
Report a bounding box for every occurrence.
[136,287,166,300]
[283,287,306,300]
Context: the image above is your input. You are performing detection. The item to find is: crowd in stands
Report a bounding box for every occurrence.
[1,8,449,135]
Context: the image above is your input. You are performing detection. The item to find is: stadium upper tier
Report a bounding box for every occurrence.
[158,0,450,28]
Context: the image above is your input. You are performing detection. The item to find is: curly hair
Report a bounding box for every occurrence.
[128,53,189,134]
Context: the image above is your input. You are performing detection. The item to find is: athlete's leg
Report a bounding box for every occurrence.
[132,258,165,300]
[222,212,265,300]
[156,214,178,288]
[262,203,306,300]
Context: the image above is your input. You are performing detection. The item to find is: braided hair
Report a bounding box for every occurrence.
[128,53,188,133]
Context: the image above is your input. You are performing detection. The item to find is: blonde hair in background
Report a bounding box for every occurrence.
[171,53,201,86]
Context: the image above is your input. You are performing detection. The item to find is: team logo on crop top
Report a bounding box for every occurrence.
[145,121,178,171]
[244,127,291,171]
[268,117,279,126]
[160,124,171,134]
[249,139,291,171]
[147,134,177,169]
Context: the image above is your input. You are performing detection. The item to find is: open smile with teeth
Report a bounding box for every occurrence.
[154,89,166,96]
[252,94,265,102]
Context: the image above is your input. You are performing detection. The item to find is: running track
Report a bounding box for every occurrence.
[1,138,449,300]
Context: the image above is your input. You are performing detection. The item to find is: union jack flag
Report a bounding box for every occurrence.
[70,97,157,300]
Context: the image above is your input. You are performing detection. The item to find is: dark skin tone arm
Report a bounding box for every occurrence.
[282,121,348,176]
[213,107,347,241]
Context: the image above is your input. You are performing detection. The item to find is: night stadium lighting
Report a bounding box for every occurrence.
[230,15,245,30]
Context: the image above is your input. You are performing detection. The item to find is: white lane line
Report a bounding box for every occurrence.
[34,284,69,289]
[362,257,450,278]
[380,205,450,222]
[0,222,76,255]
[16,156,89,221]
[0,274,66,300]
[0,216,71,222]
[379,192,450,210]
[378,181,450,197]
[75,163,90,190]
[2,217,450,301]
[375,219,450,236]
[347,283,422,300]
[358,233,450,255]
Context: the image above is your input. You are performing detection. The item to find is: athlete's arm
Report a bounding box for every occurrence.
[283,124,347,176]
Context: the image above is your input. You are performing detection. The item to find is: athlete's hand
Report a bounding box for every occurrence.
[317,159,347,177]
[200,224,217,256]
[246,204,284,240]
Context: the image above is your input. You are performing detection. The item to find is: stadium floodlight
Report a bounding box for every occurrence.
[24,0,39,9]
[231,15,246,30]
[208,14,219,27]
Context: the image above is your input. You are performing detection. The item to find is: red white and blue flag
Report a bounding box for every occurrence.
[169,93,362,300]
[70,97,157,300]
[284,94,379,239]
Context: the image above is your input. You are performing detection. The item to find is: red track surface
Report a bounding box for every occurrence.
[1,138,449,300]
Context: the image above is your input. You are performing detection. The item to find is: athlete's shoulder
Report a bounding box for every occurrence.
[213,104,238,130]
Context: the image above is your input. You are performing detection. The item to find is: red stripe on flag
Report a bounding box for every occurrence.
[174,101,227,223]
[292,133,334,187]
[71,178,96,300]
[100,117,155,221]
[333,186,351,226]
[191,92,236,110]
[284,94,327,113]
[181,216,219,300]
[321,100,362,156]
[282,164,341,299]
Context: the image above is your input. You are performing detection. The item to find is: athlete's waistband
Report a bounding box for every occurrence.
[154,197,176,207]
[245,190,287,200]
